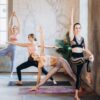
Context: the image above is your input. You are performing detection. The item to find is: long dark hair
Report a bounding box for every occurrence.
[28,33,37,41]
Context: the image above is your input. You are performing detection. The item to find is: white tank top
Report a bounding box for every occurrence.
[27,42,39,55]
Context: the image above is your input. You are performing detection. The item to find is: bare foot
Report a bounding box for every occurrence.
[74,95,80,100]
[16,81,23,85]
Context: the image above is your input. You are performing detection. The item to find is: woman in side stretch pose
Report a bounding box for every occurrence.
[30,54,76,91]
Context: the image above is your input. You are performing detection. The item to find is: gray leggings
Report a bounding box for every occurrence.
[38,57,76,87]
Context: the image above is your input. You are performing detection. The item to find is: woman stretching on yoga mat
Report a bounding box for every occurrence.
[8,33,57,85]
[30,54,76,91]
[69,8,94,100]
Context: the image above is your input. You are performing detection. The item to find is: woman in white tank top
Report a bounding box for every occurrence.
[8,33,55,85]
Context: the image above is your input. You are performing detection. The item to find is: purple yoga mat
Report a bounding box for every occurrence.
[19,86,75,94]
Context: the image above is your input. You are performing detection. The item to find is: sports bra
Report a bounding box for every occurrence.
[71,36,85,48]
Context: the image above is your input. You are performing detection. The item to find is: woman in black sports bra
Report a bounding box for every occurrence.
[69,9,94,100]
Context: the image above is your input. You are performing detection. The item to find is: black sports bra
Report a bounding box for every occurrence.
[71,36,85,48]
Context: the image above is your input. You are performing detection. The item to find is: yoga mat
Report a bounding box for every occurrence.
[8,81,71,86]
[19,86,75,94]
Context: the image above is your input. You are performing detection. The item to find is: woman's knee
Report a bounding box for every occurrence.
[16,66,21,72]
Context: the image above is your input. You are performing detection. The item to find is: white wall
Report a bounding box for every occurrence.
[79,0,88,45]
[13,0,79,72]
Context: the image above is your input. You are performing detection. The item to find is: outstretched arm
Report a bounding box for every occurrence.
[9,11,20,34]
[36,56,44,84]
[38,45,59,49]
[44,45,55,48]
[69,8,74,41]
[9,11,15,27]
[7,41,30,47]
[14,11,20,33]
[37,26,59,51]
[37,64,42,84]
[30,62,42,91]
[8,12,14,33]
[37,26,45,55]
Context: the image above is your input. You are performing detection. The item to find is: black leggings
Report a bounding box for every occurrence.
[16,56,54,81]
[76,63,83,89]
[71,53,91,90]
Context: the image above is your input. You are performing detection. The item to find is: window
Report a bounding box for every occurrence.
[0,0,8,47]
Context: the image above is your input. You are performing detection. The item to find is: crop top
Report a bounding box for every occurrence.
[71,36,85,48]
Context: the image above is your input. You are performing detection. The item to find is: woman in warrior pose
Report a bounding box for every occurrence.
[69,9,94,100]
[8,30,57,85]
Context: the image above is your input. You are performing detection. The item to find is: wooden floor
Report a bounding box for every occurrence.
[0,73,99,100]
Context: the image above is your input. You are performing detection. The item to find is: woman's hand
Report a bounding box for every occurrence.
[89,55,94,62]
[83,48,94,62]
[53,46,59,49]
[29,86,38,91]
[36,26,43,33]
